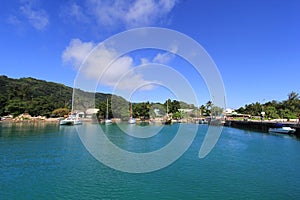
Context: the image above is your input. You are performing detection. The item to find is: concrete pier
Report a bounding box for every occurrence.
[224,120,300,137]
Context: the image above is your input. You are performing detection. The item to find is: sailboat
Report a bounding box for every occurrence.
[163,101,172,125]
[128,102,136,124]
[60,90,82,125]
[105,98,112,124]
[59,113,82,125]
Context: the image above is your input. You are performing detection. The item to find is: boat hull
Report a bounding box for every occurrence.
[60,118,82,126]
[105,119,112,124]
[163,119,172,125]
[268,127,296,134]
[128,118,136,124]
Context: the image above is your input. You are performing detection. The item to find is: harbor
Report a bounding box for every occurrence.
[1,122,300,199]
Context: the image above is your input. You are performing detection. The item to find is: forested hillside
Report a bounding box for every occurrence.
[0,75,110,117]
[0,75,199,119]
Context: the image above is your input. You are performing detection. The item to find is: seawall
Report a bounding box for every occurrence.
[224,120,300,137]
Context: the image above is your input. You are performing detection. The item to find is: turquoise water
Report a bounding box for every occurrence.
[1,122,300,199]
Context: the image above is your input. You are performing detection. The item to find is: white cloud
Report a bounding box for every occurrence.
[140,58,149,65]
[62,39,95,68]
[70,3,89,22]
[19,2,49,31]
[125,0,158,27]
[6,15,22,26]
[72,0,178,29]
[60,2,89,24]
[87,0,127,27]
[152,45,178,64]
[125,0,177,28]
[153,52,174,64]
[62,38,153,91]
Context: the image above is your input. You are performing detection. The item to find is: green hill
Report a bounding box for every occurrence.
[0,75,201,120]
[0,75,110,117]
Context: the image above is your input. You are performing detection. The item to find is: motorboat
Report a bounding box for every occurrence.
[268,126,296,134]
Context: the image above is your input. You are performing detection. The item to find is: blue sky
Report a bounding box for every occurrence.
[0,0,299,108]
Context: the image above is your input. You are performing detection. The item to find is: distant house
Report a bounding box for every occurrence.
[225,108,234,115]
[178,109,194,114]
[85,108,99,118]
[76,112,85,118]
[154,108,163,117]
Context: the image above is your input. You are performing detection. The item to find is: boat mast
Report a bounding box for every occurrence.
[166,100,169,117]
[71,87,75,113]
[130,102,133,118]
[106,98,109,120]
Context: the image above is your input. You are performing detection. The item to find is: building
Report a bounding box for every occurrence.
[85,108,99,118]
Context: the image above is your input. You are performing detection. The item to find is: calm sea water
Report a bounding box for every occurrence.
[1,122,300,200]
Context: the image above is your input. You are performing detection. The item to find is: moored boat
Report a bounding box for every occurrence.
[128,102,136,124]
[268,127,296,134]
[105,119,112,124]
[128,117,136,124]
[163,101,172,125]
[105,98,112,124]
[60,114,82,125]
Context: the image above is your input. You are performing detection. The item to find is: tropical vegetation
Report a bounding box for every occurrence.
[0,75,109,117]
[0,75,199,119]
[236,92,300,119]
[2,75,297,121]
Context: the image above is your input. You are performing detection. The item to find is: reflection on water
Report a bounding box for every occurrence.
[0,122,60,137]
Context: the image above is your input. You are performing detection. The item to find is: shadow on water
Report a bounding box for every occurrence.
[223,125,300,141]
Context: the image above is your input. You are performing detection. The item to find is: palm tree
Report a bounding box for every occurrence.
[205,101,212,116]
[199,105,206,117]
[288,91,299,101]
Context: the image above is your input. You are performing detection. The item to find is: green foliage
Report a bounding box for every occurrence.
[133,102,150,119]
[111,96,130,119]
[198,101,222,117]
[0,76,72,117]
[163,99,195,114]
[0,76,110,117]
[173,111,183,119]
[98,98,113,119]
[211,106,223,116]
[205,101,212,116]
[199,105,206,116]
[4,99,28,117]
[236,102,262,116]
[52,108,70,117]
[3,75,297,121]
[264,106,279,119]
[236,91,300,119]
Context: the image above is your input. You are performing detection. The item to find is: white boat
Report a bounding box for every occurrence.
[128,102,136,124]
[105,98,112,124]
[60,114,82,125]
[105,119,112,124]
[268,127,296,134]
[60,88,83,126]
[128,117,136,124]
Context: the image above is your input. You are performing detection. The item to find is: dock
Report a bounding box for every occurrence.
[224,120,300,137]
